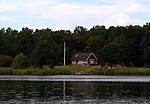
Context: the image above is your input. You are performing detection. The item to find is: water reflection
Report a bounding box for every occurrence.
[0,81,150,103]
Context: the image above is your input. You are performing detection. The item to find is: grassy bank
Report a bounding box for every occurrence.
[0,67,74,75]
[1,66,150,75]
[91,67,150,75]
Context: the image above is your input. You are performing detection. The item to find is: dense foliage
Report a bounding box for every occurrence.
[1,23,150,67]
[0,54,13,67]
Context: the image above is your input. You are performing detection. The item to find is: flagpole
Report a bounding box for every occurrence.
[64,41,66,66]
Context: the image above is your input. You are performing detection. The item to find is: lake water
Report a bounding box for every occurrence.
[0,81,150,104]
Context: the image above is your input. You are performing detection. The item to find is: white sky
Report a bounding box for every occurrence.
[0,0,149,31]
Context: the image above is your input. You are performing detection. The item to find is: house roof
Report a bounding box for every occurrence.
[71,53,95,61]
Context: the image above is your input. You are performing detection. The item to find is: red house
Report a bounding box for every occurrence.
[71,52,97,65]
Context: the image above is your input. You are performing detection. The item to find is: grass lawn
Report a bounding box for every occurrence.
[1,66,150,75]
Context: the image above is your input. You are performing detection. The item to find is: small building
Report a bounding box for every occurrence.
[71,52,97,65]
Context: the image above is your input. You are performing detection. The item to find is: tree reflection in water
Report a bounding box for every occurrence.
[0,81,150,103]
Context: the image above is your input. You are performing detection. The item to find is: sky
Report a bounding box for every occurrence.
[0,0,150,31]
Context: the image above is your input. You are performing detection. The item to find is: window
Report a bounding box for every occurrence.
[89,59,94,64]
[75,55,78,57]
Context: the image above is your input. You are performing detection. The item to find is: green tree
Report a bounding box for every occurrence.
[52,30,71,65]
[0,28,5,54]
[97,43,126,68]
[86,36,104,53]
[3,28,19,57]
[126,25,143,67]
[31,29,57,68]
[11,53,29,69]
[18,27,34,57]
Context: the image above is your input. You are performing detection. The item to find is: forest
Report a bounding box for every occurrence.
[1,23,150,68]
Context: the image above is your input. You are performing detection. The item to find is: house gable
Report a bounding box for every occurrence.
[86,53,97,65]
[85,53,97,61]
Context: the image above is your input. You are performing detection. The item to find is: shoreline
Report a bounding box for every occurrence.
[1,66,150,76]
[0,75,150,82]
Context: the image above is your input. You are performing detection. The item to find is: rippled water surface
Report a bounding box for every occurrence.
[0,81,150,104]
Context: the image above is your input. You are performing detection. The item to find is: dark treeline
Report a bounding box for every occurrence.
[1,23,150,68]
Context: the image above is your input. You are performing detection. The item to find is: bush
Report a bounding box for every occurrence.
[0,67,13,75]
[11,53,29,69]
[0,54,13,67]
